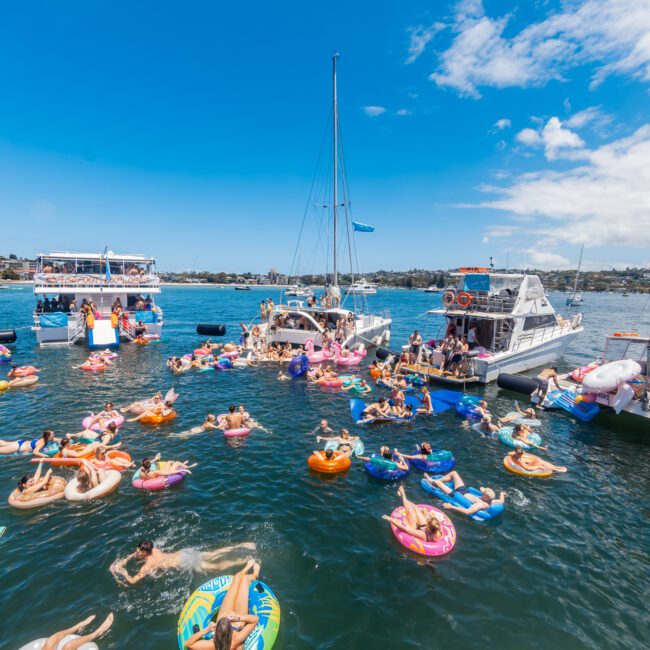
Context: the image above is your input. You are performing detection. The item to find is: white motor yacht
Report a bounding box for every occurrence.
[32,251,163,346]
[406,268,582,384]
[346,278,377,295]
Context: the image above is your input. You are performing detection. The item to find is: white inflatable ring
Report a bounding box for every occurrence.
[19,634,98,650]
[64,470,121,501]
[582,359,642,393]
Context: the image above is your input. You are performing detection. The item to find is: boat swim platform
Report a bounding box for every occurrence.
[403,363,481,385]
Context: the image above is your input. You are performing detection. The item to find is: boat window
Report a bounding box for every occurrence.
[488,276,522,293]
[523,314,558,330]
[525,276,545,300]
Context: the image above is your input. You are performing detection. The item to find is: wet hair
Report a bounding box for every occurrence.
[107,422,117,432]
[381,447,392,460]
[213,616,233,649]
[229,404,236,413]
[550,366,558,372]
[206,414,216,422]
[17,476,29,492]
[164,400,173,407]
[137,540,154,556]
[325,449,334,460]
[43,430,54,442]
[105,402,113,409]
[142,458,152,471]
[378,397,386,404]
[420,442,432,454]
[60,438,70,449]
[77,470,92,493]
[513,424,524,438]
[513,446,524,457]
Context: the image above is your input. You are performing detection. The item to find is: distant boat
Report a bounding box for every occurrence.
[346,278,377,295]
[424,286,442,293]
[234,285,251,291]
[566,245,584,306]
[0,284,9,290]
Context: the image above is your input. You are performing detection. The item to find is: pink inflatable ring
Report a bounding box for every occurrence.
[81,414,125,432]
[132,462,186,490]
[217,414,251,437]
[389,504,456,557]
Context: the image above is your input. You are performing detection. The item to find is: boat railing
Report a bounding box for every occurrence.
[510,319,578,353]
[445,290,518,313]
[33,272,160,288]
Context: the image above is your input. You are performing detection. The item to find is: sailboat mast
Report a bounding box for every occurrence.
[332,52,339,289]
[572,244,583,296]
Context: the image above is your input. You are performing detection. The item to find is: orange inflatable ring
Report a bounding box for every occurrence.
[50,444,96,467]
[442,291,455,306]
[95,450,132,472]
[307,451,351,474]
[457,292,472,308]
[369,368,382,379]
[140,411,177,425]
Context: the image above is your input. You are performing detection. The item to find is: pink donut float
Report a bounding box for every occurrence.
[220,351,239,359]
[194,347,210,356]
[11,366,39,378]
[317,378,343,388]
[81,414,125,432]
[389,504,456,557]
[131,462,186,490]
[217,414,250,437]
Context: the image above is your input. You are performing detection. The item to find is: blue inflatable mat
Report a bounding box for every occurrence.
[421,478,504,522]
[546,389,600,422]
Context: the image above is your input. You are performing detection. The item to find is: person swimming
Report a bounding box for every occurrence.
[110,540,256,585]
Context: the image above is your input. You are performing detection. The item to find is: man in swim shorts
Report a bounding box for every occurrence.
[222,404,245,430]
[109,540,256,585]
[532,366,561,402]
[424,470,507,515]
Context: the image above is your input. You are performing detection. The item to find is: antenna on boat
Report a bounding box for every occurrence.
[489,256,495,271]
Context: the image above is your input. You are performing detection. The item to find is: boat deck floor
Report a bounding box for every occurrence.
[403,363,481,385]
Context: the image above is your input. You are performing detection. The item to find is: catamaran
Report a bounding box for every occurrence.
[260,54,391,350]
[405,267,583,384]
[32,251,163,346]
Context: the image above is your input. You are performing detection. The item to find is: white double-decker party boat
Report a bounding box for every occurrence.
[32,251,163,346]
[261,54,391,351]
[412,268,583,384]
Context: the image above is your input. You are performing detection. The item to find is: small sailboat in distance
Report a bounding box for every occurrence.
[566,245,584,306]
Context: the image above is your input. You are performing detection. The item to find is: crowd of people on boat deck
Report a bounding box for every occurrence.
[35,295,156,317]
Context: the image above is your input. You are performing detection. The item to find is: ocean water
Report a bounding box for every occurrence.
[0,285,648,649]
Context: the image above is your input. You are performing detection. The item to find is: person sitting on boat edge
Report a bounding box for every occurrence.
[424,471,507,516]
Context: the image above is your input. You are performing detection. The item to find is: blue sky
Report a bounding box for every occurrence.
[1,0,649,273]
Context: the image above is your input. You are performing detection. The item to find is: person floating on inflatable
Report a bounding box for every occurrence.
[424,471,507,516]
[382,486,444,544]
[498,402,539,425]
[317,428,360,457]
[18,613,114,650]
[184,560,262,650]
[110,540,256,585]
[507,446,567,474]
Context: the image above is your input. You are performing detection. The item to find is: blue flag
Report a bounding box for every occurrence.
[352,221,374,233]
[103,246,112,281]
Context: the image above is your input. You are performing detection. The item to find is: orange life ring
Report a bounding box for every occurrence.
[307,452,350,474]
[457,292,472,308]
[442,292,455,306]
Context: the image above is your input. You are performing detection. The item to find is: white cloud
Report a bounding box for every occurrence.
[476,124,650,249]
[406,22,445,64]
[516,117,586,160]
[494,118,511,130]
[565,105,612,130]
[428,0,650,97]
[525,249,571,269]
[362,106,386,117]
[541,117,586,160]
[396,108,411,116]
[516,128,542,146]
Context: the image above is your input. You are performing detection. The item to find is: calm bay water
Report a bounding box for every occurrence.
[0,285,649,649]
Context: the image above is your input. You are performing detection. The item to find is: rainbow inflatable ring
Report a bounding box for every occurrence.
[177,574,281,650]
